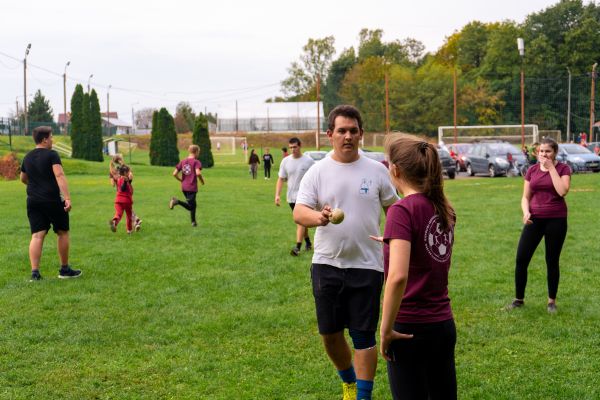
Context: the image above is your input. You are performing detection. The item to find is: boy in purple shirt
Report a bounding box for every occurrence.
[169,145,205,227]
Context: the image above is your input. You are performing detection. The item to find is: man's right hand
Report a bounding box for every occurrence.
[275,195,281,206]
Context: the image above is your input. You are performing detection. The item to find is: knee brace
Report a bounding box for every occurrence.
[348,329,376,350]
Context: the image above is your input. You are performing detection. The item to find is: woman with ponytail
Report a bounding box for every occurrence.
[376,133,457,399]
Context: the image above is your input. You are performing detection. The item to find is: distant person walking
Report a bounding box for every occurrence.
[262,147,275,179]
[20,126,81,281]
[506,138,571,313]
[378,133,457,400]
[169,145,205,227]
[248,149,260,179]
[275,137,315,256]
[281,147,289,158]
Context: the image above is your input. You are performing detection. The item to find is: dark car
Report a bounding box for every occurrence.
[438,149,456,179]
[446,143,472,172]
[465,141,526,177]
[557,144,600,173]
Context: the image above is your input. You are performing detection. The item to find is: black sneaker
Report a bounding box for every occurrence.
[305,243,312,251]
[30,270,42,282]
[58,266,82,279]
[290,247,300,256]
[504,299,524,311]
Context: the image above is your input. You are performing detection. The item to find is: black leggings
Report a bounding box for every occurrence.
[515,217,567,300]
[178,191,197,223]
[264,165,271,178]
[386,319,456,400]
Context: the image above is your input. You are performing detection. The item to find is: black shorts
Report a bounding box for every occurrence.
[27,199,69,234]
[311,263,384,334]
[288,202,295,211]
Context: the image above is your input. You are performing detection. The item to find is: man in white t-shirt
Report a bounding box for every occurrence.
[294,105,398,400]
[275,137,315,256]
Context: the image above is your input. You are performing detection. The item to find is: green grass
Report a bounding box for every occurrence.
[1,136,599,399]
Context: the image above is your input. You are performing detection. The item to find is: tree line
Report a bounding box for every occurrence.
[281,0,600,136]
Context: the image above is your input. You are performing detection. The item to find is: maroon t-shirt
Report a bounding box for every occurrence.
[383,193,454,324]
[525,162,571,219]
[176,158,202,193]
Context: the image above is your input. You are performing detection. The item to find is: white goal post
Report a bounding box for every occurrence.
[438,125,539,146]
[209,136,237,155]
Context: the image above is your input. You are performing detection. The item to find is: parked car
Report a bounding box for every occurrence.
[438,148,456,179]
[304,150,328,162]
[361,149,386,163]
[446,143,472,172]
[557,144,600,173]
[464,141,526,177]
[585,141,600,155]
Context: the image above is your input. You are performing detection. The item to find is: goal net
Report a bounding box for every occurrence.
[210,136,238,155]
[438,125,539,146]
[539,130,562,142]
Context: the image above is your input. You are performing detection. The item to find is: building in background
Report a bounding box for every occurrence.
[217,102,324,133]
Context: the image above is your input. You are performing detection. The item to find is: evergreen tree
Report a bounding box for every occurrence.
[149,110,160,165]
[86,89,104,161]
[81,92,91,159]
[70,85,85,159]
[193,113,214,168]
[28,90,54,123]
[149,108,179,166]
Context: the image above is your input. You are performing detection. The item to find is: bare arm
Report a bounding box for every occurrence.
[543,160,570,197]
[196,168,204,185]
[20,171,28,185]
[275,177,286,206]
[293,203,331,228]
[521,180,532,224]
[380,239,413,360]
[172,168,182,182]
[52,164,71,212]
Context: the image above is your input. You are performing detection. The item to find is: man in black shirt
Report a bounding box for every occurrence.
[20,126,81,281]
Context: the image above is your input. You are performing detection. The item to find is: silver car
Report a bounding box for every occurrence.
[558,144,600,173]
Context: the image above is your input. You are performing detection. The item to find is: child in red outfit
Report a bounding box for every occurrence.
[110,165,134,233]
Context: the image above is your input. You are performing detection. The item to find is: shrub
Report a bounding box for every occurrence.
[0,152,21,180]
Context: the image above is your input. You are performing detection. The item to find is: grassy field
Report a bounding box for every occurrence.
[1,136,599,399]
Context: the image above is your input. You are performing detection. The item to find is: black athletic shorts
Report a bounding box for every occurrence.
[27,199,69,234]
[288,202,295,211]
[311,263,384,334]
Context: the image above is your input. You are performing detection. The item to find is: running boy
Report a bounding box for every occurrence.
[169,145,205,227]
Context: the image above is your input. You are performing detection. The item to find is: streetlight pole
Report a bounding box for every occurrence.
[130,102,139,164]
[23,43,31,135]
[107,85,111,136]
[517,38,525,149]
[87,74,94,93]
[566,67,572,142]
[63,61,70,134]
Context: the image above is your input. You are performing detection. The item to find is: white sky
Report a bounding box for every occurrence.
[0,0,561,123]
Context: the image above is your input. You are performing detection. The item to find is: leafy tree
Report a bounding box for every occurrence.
[192,114,214,168]
[135,107,157,129]
[86,89,103,161]
[175,102,196,134]
[322,48,357,114]
[28,90,54,123]
[282,36,336,100]
[70,85,85,159]
[358,29,385,61]
[149,108,179,166]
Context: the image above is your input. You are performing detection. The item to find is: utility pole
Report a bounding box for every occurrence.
[316,74,321,150]
[23,43,31,135]
[567,67,572,142]
[63,61,70,134]
[385,70,390,135]
[517,38,525,148]
[15,97,20,135]
[107,85,111,136]
[590,63,598,143]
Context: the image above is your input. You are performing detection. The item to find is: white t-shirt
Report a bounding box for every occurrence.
[296,155,398,272]
[278,154,315,203]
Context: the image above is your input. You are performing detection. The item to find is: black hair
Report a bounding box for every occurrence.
[327,105,363,131]
[32,126,53,144]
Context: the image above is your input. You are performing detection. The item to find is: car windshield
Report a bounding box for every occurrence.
[561,144,592,154]
[489,144,521,156]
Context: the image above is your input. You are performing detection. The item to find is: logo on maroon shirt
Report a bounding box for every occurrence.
[424,215,453,262]
[182,163,192,175]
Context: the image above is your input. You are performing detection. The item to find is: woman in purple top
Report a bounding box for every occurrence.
[507,137,571,313]
[377,133,457,400]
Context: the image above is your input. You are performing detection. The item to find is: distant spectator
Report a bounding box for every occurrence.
[248,149,260,179]
[262,147,275,180]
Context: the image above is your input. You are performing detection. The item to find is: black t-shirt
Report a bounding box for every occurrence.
[262,154,274,167]
[21,148,62,202]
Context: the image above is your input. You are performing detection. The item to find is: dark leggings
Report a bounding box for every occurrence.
[515,217,567,300]
[386,319,456,400]
[264,165,271,178]
[178,191,197,223]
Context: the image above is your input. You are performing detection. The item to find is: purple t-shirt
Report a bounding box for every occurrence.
[525,162,571,219]
[176,158,202,192]
[383,193,454,324]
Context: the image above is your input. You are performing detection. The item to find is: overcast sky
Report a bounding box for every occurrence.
[1,0,562,123]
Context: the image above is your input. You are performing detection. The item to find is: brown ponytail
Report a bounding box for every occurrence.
[384,133,455,231]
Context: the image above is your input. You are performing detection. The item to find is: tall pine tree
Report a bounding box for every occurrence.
[70,85,85,159]
[192,113,214,168]
[149,108,179,166]
[81,92,91,159]
[149,110,160,165]
[86,89,104,161]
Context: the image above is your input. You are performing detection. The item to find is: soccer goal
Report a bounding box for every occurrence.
[438,125,539,146]
[210,136,238,155]
[539,130,562,143]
